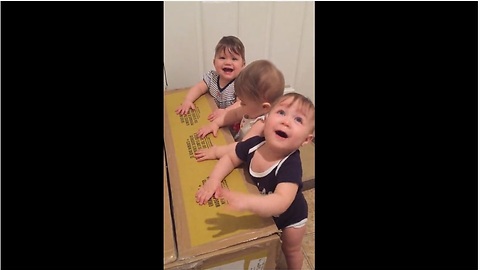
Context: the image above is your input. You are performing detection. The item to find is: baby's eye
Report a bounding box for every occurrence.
[232,57,238,61]
[276,110,286,116]
[219,57,226,59]
[294,116,303,124]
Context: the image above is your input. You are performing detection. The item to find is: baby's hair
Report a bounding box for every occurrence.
[215,36,246,63]
[272,92,315,132]
[235,59,285,104]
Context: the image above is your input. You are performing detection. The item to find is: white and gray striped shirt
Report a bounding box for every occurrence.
[203,70,237,109]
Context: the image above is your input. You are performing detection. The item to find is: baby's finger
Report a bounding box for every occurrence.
[194,154,207,162]
[196,189,210,205]
[208,114,216,121]
[197,130,209,138]
[196,193,206,205]
[194,154,205,162]
[195,188,205,199]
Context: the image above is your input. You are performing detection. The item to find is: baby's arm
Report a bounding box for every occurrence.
[197,106,244,138]
[194,143,237,162]
[195,145,243,205]
[219,182,298,217]
[175,81,208,115]
[196,117,265,161]
[208,99,242,122]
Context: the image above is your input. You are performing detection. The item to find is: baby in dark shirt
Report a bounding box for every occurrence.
[195,92,315,270]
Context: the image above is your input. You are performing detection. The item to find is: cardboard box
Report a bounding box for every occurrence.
[164,150,177,265]
[164,88,281,269]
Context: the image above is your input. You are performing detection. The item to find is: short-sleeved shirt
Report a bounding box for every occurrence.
[234,114,266,142]
[203,70,236,109]
[235,136,308,229]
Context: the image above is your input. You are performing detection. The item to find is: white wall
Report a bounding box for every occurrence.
[164,1,314,104]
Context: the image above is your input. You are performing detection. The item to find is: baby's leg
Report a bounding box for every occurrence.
[280,225,307,270]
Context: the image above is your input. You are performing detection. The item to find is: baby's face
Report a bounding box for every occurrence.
[264,98,314,150]
[213,49,244,82]
[238,96,268,120]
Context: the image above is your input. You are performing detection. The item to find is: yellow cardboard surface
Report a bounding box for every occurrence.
[164,89,279,260]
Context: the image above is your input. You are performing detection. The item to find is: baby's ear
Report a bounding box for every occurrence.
[262,102,271,111]
[301,134,314,146]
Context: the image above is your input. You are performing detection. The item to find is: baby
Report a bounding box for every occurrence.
[196,92,315,270]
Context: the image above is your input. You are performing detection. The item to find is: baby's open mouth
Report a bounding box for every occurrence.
[223,67,233,73]
[275,130,288,138]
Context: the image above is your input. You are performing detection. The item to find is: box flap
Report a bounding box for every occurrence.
[164,150,177,264]
[164,234,280,270]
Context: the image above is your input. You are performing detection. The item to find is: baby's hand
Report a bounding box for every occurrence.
[195,180,221,205]
[194,146,217,162]
[175,101,195,115]
[217,188,249,212]
[208,108,225,122]
[197,123,220,138]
